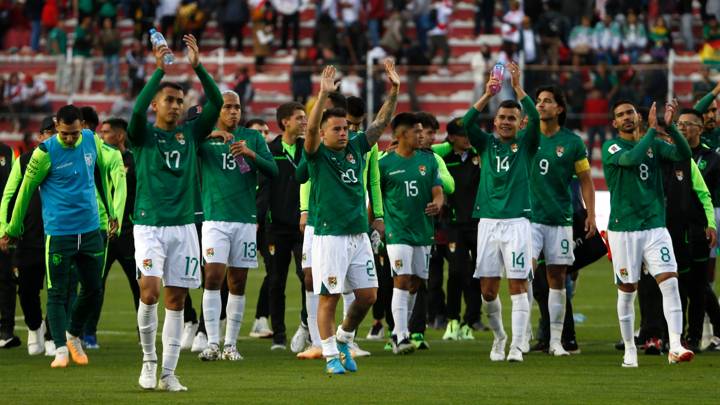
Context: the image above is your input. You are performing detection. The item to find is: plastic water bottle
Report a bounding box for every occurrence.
[489,63,504,95]
[235,155,251,173]
[149,28,174,65]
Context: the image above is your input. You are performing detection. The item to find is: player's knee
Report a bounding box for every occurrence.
[140,291,159,305]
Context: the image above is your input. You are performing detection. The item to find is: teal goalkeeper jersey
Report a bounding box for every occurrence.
[199,127,277,223]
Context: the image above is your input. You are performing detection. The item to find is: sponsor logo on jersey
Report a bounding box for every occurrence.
[675,170,684,181]
[646,148,653,158]
[84,153,93,166]
[608,144,621,155]
[698,160,707,171]
[346,153,356,164]
[206,248,215,258]
[394,259,403,269]
[511,143,518,153]
[619,268,628,278]
[556,146,564,157]
[143,259,153,270]
[328,276,337,288]
[419,165,426,176]
[389,169,405,175]
[175,133,186,145]
[0,156,5,166]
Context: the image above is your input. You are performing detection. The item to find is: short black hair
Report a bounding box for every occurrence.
[611,99,637,117]
[80,106,99,130]
[498,100,522,111]
[103,117,128,132]
[156,81,184,95]
[320,108,347,126]
[535,85,567,125]
[245,118,268,128]
[391,112,420,133]
[446,117,466,136]
[328,92,347,109]
[678,108,703,122]
[346,96,365,118]
[56,105,82,125]
[416,111,439,131]
[276,101,305,131]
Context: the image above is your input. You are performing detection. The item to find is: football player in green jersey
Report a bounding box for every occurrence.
[197,90,278,362]
[463,62,539,363]
[130,35,223,391]
[530,85,596,356]
[305,62,399,374]
[602,99,695,367]
[380,112,444,354]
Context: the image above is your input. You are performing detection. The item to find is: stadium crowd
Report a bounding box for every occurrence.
[0,0,720,392]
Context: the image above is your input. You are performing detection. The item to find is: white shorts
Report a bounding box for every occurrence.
[301,225,315,268]
[311,233,378,295]
[202,221,258,268]
[531,223,574,265]
[712,207,720,258]
[474,218,532,279]
[608,228,677,284]
[387,244,431,279]
[134,224,201,288]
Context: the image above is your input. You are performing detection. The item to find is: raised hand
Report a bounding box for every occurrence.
[384,58,400,89]
[319,65,339,94]
[664,98,678,127]
[508,61,521,89]
[647,102,657,130]
[183,34,200,68]
[153,44,173,70]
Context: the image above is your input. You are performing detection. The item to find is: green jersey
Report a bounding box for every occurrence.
[379,150,442,245]
[127,66,222,226]
[602,125,692,231]
[307,134,371,236]
[530,128,588,225]
[199,127,277,223]
[463,96,541,219]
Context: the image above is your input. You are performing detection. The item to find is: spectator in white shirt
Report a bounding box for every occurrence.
[593,14,621,64]
[621,10,647,64]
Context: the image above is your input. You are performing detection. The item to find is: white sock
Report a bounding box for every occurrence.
[526,280,534,339]
[161,309,183,378]
[391,288,410,340]
[202,289,221,345]
[321,336,339,359]
[342,292,354,319]
[306,291,321,347]
[617,290,636,349]
[510,293,529,349]
[335,325,355,344]
[482,296,505,339]
[548,288,567,345]
[407,292,417,324]
[224,293,245,346]
[658,277,684,350]
[137,301,158,362]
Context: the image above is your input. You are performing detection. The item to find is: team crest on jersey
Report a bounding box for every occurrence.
[511,143,519,153]
[175,133,186,145]
[143,259,153,270]
[52,254,62,266]
[419,165,426,176]
[0,156,5,166]
[698,160,708,171]
[395,259,403,269]
[556,146,565,157]
[346,153,356,164]
[327,276,337,288]
[646,148,653,158]
[675,170,684,181]
[206,248,215,258]
[84,153,93,166]
[619,268,628,279]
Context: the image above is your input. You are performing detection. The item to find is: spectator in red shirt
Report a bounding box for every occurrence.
[582,88,610,163]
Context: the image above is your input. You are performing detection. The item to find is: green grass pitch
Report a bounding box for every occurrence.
[1,259,718,404]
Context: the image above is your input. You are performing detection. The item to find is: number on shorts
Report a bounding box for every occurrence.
[660,246,671,263]
[242,242,257,259]
[366,260,376,277]
[512,252,525,268]
[425,253,431,271]
[538,159,549,175]
[184,256,199,276]
[561,239,570,254]
[221,153,237,170]
[639,163,649,181]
